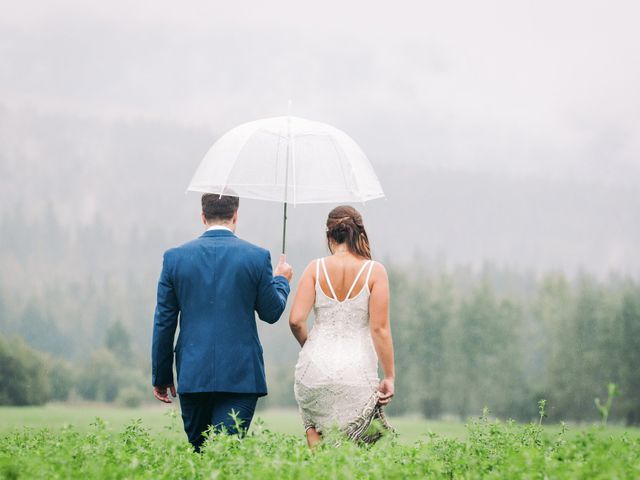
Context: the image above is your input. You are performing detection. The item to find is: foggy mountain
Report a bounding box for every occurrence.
[2,0,640,188]
[1,104,638,280]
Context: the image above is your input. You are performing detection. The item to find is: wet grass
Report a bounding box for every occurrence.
[1,405,639,479]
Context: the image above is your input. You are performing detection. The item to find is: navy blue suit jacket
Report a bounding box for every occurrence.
[151,229,290,396]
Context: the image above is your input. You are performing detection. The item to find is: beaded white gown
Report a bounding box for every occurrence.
[294,258,392,442]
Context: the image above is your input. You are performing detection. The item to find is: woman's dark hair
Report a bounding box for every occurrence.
[326,205,372,259]
[201,193,239,221]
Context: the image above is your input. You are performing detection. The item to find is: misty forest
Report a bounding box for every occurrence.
[1,107,638,426]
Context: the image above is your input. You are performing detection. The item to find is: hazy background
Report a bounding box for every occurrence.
[2,0,639,272]
[1,0,639,423]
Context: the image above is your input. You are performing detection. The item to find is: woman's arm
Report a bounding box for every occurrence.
[369,262,395,405]
[289,262,316,347]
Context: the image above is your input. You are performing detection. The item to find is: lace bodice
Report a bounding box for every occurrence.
[294,258,380,432]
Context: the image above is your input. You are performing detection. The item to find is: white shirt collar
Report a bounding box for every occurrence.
[206,225,233,232]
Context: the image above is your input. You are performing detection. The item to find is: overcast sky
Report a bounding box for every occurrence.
[1,0,639,185]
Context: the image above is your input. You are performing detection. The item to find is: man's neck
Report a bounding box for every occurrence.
[206,223,234,232]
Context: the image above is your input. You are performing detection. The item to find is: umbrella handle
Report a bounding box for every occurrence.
[282,201,288,254]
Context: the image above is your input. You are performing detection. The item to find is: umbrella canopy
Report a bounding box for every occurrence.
[187,116,384,205]
[187,115,385,252]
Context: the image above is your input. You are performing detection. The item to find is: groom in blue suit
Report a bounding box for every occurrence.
[151,193,292,451]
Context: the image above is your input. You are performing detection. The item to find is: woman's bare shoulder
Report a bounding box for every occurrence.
[370,260,387,274]
[301,259,319,279]
[368,260,388,285]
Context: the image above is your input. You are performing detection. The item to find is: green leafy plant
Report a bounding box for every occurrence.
[538,399,547,427]
[1,404,639,479]
[595,383,620,426]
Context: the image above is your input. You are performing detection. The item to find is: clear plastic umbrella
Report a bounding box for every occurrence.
[187,115,385,253]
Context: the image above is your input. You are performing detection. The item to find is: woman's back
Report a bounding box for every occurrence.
[309,257,377,355]
[317,255,372,303]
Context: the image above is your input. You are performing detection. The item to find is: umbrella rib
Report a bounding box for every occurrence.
[291,124,297,206]
[274,129,283,185]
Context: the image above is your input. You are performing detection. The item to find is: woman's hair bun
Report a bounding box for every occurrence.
[330,216,352,232]
[332,222,348,233]
[325,206,371,259]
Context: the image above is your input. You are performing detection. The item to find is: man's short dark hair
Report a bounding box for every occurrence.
[202,193,239,222]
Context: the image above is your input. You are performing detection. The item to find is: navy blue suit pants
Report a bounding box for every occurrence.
[179,392,259,452]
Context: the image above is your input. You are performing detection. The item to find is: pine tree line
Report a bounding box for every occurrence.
[387,266,640,425]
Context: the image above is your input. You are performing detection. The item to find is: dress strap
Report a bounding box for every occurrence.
[364,260,376,286]
[320,257,338,301]
[315,259,320,287]
[345,260,372,300]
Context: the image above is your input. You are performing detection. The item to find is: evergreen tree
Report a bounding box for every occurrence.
[618,288,640,425]
[105,319,132,361]
[570,277,609,421]
[386,265,419,415]
[535,273,574,421]
[416,272,454,418]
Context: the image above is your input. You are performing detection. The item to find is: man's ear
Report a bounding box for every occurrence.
[201,212,207,226]
[232,211,238,225]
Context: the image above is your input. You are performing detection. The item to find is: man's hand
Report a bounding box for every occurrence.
[377,378,395,406]
[274,254,293,282]
[153,384,176,403]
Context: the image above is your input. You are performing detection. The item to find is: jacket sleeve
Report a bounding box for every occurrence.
[151,250,179,386]
[255,251,290,324]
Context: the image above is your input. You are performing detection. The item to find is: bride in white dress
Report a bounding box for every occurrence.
[289,205,395,447]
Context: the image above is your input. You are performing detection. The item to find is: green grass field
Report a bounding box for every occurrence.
[0,403,633,441]
[0,404,469,443]
[1,404,639,479]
